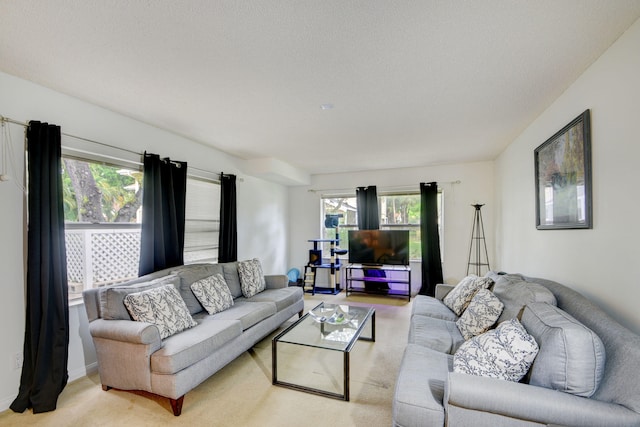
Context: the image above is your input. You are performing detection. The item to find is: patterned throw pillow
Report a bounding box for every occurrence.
[190,273,234,315]
[237,258,266,298]
[443,275,494,316]
[453,318,539,382]
[124,284,197,339]
[456,289,504,340]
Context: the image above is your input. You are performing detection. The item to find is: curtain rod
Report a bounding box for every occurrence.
[308,180,461,194]
[0,115,240,181]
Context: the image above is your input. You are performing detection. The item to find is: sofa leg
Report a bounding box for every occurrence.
[102,385,112,391]
[298,309,303,318]
[169,396,184,416]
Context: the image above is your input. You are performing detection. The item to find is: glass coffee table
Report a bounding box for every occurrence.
[272,302,375,401]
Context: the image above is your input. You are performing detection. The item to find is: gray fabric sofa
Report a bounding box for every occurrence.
[83,262,304,416]
[392,272,640,427]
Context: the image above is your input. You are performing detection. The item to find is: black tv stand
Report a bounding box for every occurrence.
[345,264,411,301]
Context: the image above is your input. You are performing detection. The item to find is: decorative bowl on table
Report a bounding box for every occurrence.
[309,305,352,325]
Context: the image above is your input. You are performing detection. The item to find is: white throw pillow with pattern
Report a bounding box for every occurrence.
[453,318,539,382]
[443,275,494,316]
[191,273,234,315]
[237,258,266,298]
[124,283,197,339]
[456,289,504,340]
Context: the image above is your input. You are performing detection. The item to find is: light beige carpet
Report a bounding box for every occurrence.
[0,292,412,427]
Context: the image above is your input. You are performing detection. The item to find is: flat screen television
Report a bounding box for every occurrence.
[348,230,410,266]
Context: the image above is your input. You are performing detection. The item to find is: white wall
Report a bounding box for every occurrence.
[288,161,495,291]
[495,18,640,334]
[0,71,289,411]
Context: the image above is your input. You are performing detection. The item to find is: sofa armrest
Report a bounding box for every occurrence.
[89,318,161,345]
[445,372,640,427]
[265,274,288,289]
[435,284,455,300]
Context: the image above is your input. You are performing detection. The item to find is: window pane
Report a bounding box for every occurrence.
[321,192,443,263]
[62,156,143,301]
[184,178,220,264]
[62,158,142,223]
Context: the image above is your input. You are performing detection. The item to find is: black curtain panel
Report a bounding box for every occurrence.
[218,173,237,263]
[138,153,187,276]
[11,121,69,414]
[420,182,444,296]
[356,186,380,230]
[356,185,388,291]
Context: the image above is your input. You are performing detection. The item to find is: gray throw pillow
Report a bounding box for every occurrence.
[456,289,504,340]
[190,274,234,315]
[521,302,606,397]
[124,284,197,339]
[453,318,539,382]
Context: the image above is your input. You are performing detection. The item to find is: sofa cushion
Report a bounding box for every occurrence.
[151,318,243,374]
[493,277,556,324]
[443,275,494,316]
[453,318,539,382]
[171,263,224,315]
[409,315,465,354]
[456,289,504,340]
[411,295,459,321]
[124,284,198,339]
[393,344,453,427]
[222,262,243,298]
[190,273,234,315]
[237,258,266,298]
[208,300,276,331]
[99,274,181,320]
[244,286,303,312]
[521,302,606,397]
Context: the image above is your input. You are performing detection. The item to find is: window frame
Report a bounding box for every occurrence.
[320,190,444,263]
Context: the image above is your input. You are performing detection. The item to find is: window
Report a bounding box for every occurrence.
[62,154,221,301]
[62,156,143,301]
[183,177,220,264]
[321,191,443,262]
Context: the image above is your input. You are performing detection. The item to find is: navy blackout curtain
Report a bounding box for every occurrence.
[138,153,187,276]
[11,121,69,413]
[218,173,237,263]
[356,186,379,230]
[420,182,443,296]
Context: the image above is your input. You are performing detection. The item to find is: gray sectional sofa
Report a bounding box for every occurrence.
[83,261,304,416]
[392,272,640,427]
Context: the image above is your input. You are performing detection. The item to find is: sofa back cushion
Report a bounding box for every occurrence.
[99,274,181,320]
[521,302,606,397]
[221,262,243,298]
[493,278,556,324]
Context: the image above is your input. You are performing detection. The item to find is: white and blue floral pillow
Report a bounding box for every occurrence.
[237,258,266,298]
[456,289,504,340]
[453,318,539,382]
[124,283,197,339]
[190,273,234,315]
[443,275,494,316]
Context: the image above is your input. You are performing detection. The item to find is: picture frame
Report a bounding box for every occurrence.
[534,109,592,230]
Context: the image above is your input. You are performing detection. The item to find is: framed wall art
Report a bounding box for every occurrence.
[534,109,592,229]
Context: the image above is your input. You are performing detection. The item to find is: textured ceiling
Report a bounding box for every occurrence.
[2,1,640,179]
